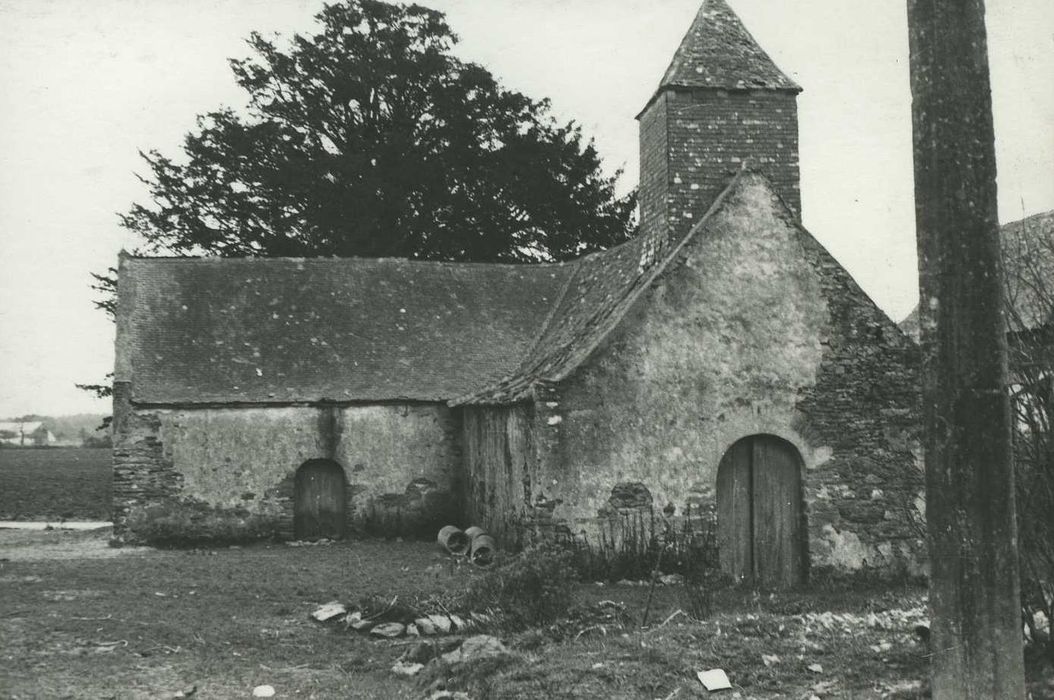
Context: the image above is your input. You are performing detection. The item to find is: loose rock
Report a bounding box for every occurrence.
[348,616,373,632]
[311,602,347,622]
[428,614,453,634]
[391,660,424,677]
[370,622,406,638]
[441,634,509,664]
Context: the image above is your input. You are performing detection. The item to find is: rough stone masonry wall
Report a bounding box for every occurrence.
[793,231,924,574]
[523,179,923,577]
[112,388,460,542]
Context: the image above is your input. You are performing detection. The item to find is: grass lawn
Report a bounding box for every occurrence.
[1,529,1051,699]
[0,447,111,521]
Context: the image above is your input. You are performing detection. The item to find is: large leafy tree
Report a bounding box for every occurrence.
[119,0,635,263]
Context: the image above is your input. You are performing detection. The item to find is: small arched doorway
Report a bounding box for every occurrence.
[717,435,805,587]
[294,459,347,540]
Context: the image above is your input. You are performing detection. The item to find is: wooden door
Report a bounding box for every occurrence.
[294,460,346,540]
[717,435,804,587]
[717,438,753,582]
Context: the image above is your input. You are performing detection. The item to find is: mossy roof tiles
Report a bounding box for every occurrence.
[658,0,799,93]
[116,256,571,404]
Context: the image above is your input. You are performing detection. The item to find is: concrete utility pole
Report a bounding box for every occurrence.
[906,0,1026,697]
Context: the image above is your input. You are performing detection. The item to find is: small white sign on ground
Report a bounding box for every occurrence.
[697,668,732,692]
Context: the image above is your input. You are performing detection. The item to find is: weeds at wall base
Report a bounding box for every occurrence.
[124,500,280,547]
[561,504,724,586]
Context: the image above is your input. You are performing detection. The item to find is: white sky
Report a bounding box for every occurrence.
[0,0,1051,417]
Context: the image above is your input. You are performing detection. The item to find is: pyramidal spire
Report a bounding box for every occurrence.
[659,0,799,91]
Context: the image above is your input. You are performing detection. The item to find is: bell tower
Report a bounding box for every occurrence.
[638,0,801,254]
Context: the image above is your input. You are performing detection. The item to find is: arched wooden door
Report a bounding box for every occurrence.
[717,435,805,587]
[294,459,346,540]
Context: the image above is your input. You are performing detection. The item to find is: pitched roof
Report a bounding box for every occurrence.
[657,0,799,93]
[453,172,747,405]
[898,210,1054,339]
[120,172,850,408]
[1002,211,1054,331]
[116,256,571,404]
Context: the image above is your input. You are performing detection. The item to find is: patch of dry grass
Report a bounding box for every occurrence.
[0,447,111,520]
[445,586,933,699]
[0,529,477,699]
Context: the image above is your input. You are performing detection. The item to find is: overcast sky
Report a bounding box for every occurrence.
[1,0,1051,418]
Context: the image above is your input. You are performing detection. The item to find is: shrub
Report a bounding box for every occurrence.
[126,500,278,547]
[568,504,721,585]
[465,544,576,629]
[1015,424,1054,659]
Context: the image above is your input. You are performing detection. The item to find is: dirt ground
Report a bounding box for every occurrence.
[1,528,1051,699]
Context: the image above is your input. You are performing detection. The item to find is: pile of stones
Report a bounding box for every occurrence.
[310,601,495,639]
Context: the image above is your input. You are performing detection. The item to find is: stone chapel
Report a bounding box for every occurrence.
[113,0,924,583]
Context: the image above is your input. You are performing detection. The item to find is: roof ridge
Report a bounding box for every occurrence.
[122,254,569,271]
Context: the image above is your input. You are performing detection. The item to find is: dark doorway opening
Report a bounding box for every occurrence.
[717,434,806,587]
[294,459,347,540]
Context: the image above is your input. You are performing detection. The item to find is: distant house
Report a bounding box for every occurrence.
[0,421,56,447]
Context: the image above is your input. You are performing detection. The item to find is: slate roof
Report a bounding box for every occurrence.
[118,175,768,407]
[450,238,644,405]
[1002,211,1054,331]
[116,256,571,404]
[453,173,747,405]
[899,211,1054,339]
[657,0,799,93]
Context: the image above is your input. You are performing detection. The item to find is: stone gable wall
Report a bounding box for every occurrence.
[517,179,923,577]
[792,232,924,573]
